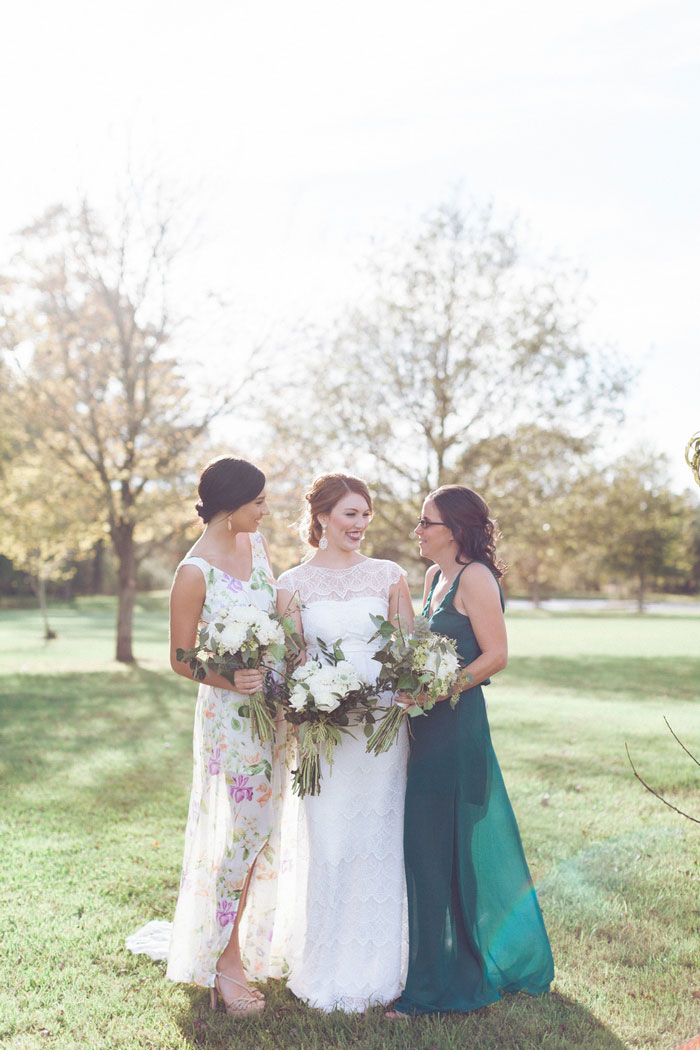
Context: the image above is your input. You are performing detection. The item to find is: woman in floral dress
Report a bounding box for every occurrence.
[166,456,283,1016]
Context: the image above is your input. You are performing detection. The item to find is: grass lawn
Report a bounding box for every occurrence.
[0,597,699,1050]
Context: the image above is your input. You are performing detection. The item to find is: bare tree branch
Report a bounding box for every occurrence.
[664,717,700,770]
[625,743,700,825]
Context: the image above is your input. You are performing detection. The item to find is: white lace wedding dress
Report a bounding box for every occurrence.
[276,557,409,1012]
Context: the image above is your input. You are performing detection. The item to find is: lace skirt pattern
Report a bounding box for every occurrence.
[287,667,409,1011]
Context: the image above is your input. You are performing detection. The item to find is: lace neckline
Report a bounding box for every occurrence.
[302,557,369,573]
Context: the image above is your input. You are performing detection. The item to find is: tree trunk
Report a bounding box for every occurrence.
[637,569,646,613]
[115,530,136,663]
[36,575,57,640]
[91,539,105,594]
[530,553,541,608]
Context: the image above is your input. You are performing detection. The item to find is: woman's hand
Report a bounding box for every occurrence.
[233,668,265,694]
[396,690,425,710]
[396,689,452,708]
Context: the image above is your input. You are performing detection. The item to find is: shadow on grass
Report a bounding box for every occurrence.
[0,667,194,815]
[507,656,700,702]
[170,981,629,1050]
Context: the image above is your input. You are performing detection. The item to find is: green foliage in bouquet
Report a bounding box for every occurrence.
[366,613,474,755]
[176,608,298,746]
[281,637,380,797]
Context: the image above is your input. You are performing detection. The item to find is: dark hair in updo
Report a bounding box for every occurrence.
[430,484,506,579]
[302,473,373,547]
[195,456,265,524]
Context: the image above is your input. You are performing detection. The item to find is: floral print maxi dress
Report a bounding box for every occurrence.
[166,532,285,987]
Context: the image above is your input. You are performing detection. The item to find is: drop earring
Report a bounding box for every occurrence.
[318,523,328,550]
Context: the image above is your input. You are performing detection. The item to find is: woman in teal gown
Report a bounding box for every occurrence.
[390,485,553,1017]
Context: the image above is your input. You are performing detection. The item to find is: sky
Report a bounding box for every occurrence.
[2,0,699,489]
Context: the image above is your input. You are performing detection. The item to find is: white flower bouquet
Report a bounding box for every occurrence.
[365,613,474,756]
[279,638,378,797]
[176,605,290,744]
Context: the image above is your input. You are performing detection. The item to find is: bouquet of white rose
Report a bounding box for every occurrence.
[280,638,378,797]
[176,605,291,744]
[365,613,474,756]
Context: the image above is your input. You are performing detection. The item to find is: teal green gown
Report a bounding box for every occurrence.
[394,565,554,1015]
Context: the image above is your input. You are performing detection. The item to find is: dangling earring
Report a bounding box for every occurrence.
[318,523,328,550]
[227,516,232,532]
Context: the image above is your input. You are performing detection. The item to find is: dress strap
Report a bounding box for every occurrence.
[447,561,473,596]
[425,561,475,617]
[448,561,505,612]
[250,531,269,572]
[179,556,210,576]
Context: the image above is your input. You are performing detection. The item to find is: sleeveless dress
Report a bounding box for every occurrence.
[276,558,409,1012]
[394,565,554,1015]
[165,532,286,986]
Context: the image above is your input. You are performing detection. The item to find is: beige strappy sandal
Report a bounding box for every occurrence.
[384,1009,411,1020]
[209,971,265,1017]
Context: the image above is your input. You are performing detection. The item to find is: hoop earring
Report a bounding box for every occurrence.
[318,523,328,550]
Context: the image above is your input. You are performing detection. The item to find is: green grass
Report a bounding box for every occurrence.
[1,598,699,1049]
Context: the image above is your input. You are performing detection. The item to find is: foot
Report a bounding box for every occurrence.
[384,1009,410,1020]
[212,971,264,1017]
[215,958,264,1002]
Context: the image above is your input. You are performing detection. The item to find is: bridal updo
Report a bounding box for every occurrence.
[429,484,506,579]
[195,456,265,523]
[302,473,373,547]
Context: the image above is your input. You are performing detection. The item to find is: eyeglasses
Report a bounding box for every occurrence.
[416,518,449,529]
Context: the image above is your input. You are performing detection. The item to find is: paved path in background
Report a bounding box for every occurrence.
[507,598,700,615]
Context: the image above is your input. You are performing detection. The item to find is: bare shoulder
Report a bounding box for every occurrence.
[457,562,501,604]
[171,562,206,602]
[421,563,440,604]
[425,563,440,584]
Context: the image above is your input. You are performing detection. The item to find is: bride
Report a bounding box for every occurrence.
[276,473,414,1012]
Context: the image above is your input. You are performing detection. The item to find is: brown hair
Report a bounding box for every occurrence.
[430,484,506,579]
[302,473,373,547]
[195,456,265,523]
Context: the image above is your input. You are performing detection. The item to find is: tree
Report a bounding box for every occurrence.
[263,201,630,579]
[596,455,694,611]
[2,195,229,662]
[0,451,101,637]
[286,203,628,485]
[460,425,595,603]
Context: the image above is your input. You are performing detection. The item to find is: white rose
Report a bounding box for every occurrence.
[256,618,285,647]
[313,690,341,713]
[439,651,460,679]
[293,661,322,684]
[288,686,308,712]
[419,649,441,676]
[217,622,247,653]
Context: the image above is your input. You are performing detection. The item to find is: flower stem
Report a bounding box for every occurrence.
[365,705,406,756]
[248,690,276,744]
